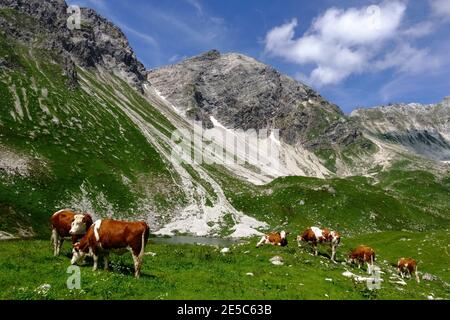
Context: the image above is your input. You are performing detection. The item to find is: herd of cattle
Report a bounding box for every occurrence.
[51,209,420,282]
[256,227,420,283]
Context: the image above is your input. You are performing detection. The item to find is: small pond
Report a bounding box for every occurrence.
[149,235,246,247]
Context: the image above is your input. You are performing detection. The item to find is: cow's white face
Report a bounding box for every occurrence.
[69,215,86,235]
[71,246,86,265]
[280,231,287,239]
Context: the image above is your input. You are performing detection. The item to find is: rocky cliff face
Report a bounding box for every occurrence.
[351,97,450,162]
[147,50,367,152]
[0,0,146,90]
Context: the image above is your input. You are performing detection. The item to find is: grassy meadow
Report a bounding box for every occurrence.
[0,229,449,300]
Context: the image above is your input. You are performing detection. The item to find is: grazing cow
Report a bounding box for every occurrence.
[398,258,420,283]
[297,227,341,262]
[50,209,93,256]
[348,245,376,273]
[256,231,289,248]
[71,219,150,278]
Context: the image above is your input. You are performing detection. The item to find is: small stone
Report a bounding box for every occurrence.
[269,256,284,266]
[422,273,438,281]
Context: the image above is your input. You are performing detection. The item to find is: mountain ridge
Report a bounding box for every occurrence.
[351,97,450,162]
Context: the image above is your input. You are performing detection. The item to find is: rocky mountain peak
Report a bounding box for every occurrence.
[147,50,364,153]
[0,0,146,90]
[192,49,221,61]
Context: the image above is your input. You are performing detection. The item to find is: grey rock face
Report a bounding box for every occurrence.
[147,50,364,150]
[0,0,146,90]
[351,98,450,161]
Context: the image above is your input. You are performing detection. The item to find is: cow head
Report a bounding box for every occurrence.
[331,231,341,244]
[69,214,89,235]
[71,242,87,265]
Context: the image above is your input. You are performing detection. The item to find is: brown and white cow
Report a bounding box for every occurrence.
[256,231,289,248]
[71,219,150,278]
[348,245,376,273]
[297,227,341,262]
[398,258,420,283]
[50,209,93,256]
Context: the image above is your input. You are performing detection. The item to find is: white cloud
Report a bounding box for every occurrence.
[185,0,203,15]
[265,1,410,86]
[430,0,450,19]
[119,24,159,47]
[375,43,440,74]
[311,2,405,45]
[402,21,436,38]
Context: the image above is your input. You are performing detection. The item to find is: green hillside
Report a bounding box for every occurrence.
[0,30,184,236]
[208,164,450,236]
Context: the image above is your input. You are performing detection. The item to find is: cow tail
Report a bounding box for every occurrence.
[139,224,149,260]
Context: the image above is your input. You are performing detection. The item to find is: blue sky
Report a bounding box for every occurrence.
[67,0,450,113]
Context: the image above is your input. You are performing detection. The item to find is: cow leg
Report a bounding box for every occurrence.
[51,229,59,256]
[256,236,266,248]
[414,266,420,283]
[313,244,318,256]
[331,245,337,263]
[132,253,141,279]
[57,238,64,256]
[367,262,373,275]
[92,254,99,271]
[103,253,109,271]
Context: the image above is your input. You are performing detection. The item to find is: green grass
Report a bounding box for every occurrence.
[0,229,448,300]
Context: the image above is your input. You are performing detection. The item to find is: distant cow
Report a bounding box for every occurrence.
[71,219,150,278]
[297,227,341,262]
[50,209,93,256]
[256,231,289,248]
[398,258,420,283]
[348,245,375,273]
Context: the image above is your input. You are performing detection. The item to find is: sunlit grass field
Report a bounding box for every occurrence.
[1,230,448,300]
